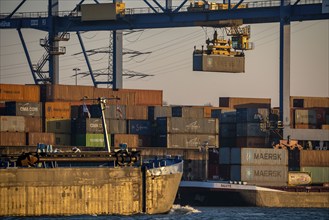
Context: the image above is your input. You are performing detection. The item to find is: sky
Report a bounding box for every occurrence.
[0,0,328,107]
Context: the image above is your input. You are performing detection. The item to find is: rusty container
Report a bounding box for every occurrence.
[126,105,148,120]
[43,84,94,102]
[131,89,163,106]
[5,102,43,117]
[27,132,56,146]
[0,84,40,102]
[0,116,25,132]
[111,134,139,149]
[300,150,329,167]
[0,132,26,146]
[290,96,329,108]
[45,119,71,134]
[24,116,43,133]
[108,119,127,134]
[44,102,71,119]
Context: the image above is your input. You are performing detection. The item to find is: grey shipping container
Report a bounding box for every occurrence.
[46,119,71,134]
[5,102,43,117]
[157,117,219,134]
[230,148,288,166]
[172,106,204,118]
[157,134,219,148]
[300,167,329,184]
[0,116,25,132]
[236,123,267,137]
[230,165,288,186]
[74,118,109,134]
[148,106,172,120]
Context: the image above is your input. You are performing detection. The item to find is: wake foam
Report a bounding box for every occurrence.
[169,204,201,215]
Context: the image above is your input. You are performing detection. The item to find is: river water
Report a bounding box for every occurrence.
[2,205,329,220]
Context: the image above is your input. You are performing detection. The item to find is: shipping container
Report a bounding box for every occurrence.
[46,119,71,134]
[230,165,288,186]
[236,108,269,123]
[220,109,236,124]
[148,106,172,120]
[127,120,153,135]
[294,109,317,125]
[218,164,231,180]
[138,135,154,147]
[203,106,222,118]
[73,118,109,134]
[230,148,288,166]
[75,133,109,147]
[89,104,126,119]
[24,116,43,133]
[220,124,236,138]
[108,119,127,134]
[0,102,5,115]
[0,84,40,102]
[27,132,55,146]
[208,148,220,164]
[5,102,43,117]
[208,163,220,180]
[132,89,163,106]
[236,136,267,148]
[171,106,204,118]
[43,84,94,102]
[0,116,25,132]
[94,88,136,106]
[157,134,219,148]
[54,133,71,146]
[125,105,148,120]
[219,137,236,148]
[0,132,26,146]
[156,117,218,134]
[193,54,245,73]
[300,150,329,167]
[44,102,71,118]
[219,97,271,109]
[290,96,329,108]
[300,167,329,184]
[219,147,231,164]
[111,134,139,149]
[294,124,317,129]
[236,123,267,137]
[184,159,205,180]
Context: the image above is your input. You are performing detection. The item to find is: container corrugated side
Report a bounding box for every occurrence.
[300,167,329,184]
[236,108,269,123]
[290,96,329,108]
[111,134,139,148]
[219,147,231,164]
[0,132,26,146]
[45,119,71,134]
[236,122,267,137]
[156,117,219,134]
[148,106,172,120]
[220,124,236,138]
[0,116,25,132]
[127,120,153,135]
[157,134,218,148]
[45,84,94,101]
[132,89,163,106]
[54,133,71,145]
[73,118,110,134]
[230,148,288,166]
[75,133,109,147]
[45,102,71,119]
[220,109,236,124]
[24,116,43,133]
[300,150,329,167]
[126,105,148,120]
[230,165,288,186]
[0,84,40,102]
[202,55,245,73]
[27,132,55,146]
[236,136,267,148]
[5,102,43,117]
[294,109,317,125]
[108,119,127,134]
[171,106,204,118]
[219,97,271,109]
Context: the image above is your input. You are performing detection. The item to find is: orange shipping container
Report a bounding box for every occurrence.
[25,117,43,133]
[291,96,329,108]
[300,150,329,167]
[94,88,136,105]
[27,132,55,146]
[0,132,26,146]
[45,102,71,119]
[126,105,148,120]
[111,134,139,149]
[132,89,163,106]
[0,84,40,102]
[44,84,94,102]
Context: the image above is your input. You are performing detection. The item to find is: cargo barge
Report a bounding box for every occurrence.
[176,180,329,208]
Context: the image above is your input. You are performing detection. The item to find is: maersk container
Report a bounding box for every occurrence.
[108,119,127,134]
[300,167,329,184]
[171,106,204,118]
[75,133,109,147]
[236,122,267,137]
[127,120,153,135]
[148,106,172,120]
[0,116,25,132]
[236,108,269,123]
[156,117,219,134]
[5,102,43,117]
[230,165,288,186]
[157,134,218,148]
[46,119,71,134]
[230,148,288,166]
[220,109,236,124]
[0,132,26,146]
[219,147,231,164]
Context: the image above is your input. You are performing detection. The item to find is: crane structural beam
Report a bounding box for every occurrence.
[0,4,328,31]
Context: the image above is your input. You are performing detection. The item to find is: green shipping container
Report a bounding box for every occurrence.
[300,167,329,184]
[75,133,110,147]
